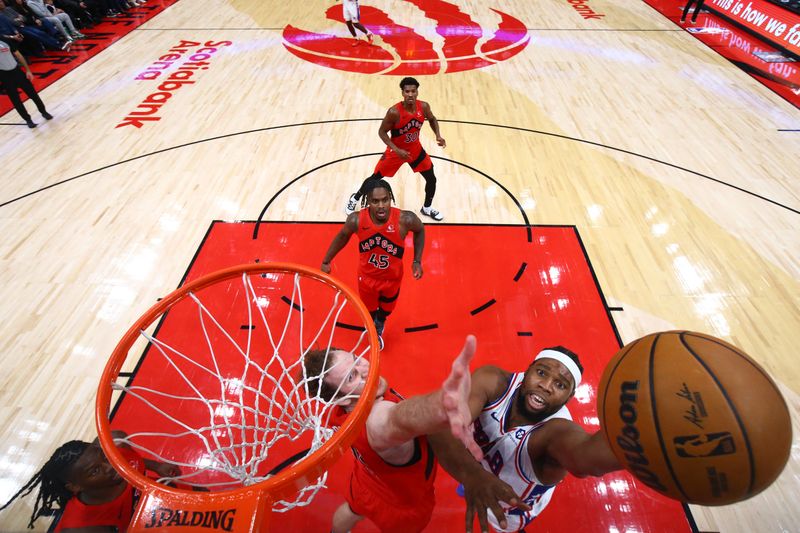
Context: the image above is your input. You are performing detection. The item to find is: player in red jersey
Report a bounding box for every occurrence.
[345,77,447,221]
[323,179,424,349]
[302,335,482,533]
[0,431,179,532]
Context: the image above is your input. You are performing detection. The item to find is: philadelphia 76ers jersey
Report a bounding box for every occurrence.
[472,372,572,532]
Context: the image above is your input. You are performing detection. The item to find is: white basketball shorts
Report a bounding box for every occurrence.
[343,0,360,22]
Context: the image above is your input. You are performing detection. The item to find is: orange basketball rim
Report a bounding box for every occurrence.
[95,263,381,532]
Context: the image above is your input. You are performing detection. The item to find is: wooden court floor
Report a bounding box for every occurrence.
[0,0,798,531]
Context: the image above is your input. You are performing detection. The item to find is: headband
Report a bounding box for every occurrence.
[534,349,582,389]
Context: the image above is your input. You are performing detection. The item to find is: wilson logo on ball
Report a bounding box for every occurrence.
[282,0,530,74]
[673,433,736,458]
[615,380,667,493]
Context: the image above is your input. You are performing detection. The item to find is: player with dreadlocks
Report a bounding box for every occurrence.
[0,432,179,532]
[322,179,425,350]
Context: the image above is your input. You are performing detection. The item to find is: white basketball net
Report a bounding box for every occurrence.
[108,270,375,511]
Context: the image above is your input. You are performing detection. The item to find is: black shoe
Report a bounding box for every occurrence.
[42,111,53,120]
[26,119,37,128]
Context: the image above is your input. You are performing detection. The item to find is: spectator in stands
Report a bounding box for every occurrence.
[0,15,25,44]
[1,0,66,52]
[102,0,127,18]
[10,0,60,41]
[77,0,111,23]
[681,0,706,23]
[25,0,84,42]
[0,11,42,56]
[53,0,97,29]
[0,12,44,56]
[16,0,103,25]
[0,37,52,128]
[113,0,144,14]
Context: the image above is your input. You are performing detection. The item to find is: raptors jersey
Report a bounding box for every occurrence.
[54,447,145,533]
[357,207,404,281]
[473,373,572,532]
[390,100,426,150]
[332,388,437,507]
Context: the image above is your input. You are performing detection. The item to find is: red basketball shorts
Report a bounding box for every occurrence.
[373,145,433,177]
[358,275,402,313]
[346,469,434,533]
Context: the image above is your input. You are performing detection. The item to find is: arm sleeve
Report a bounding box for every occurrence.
[26,1,49,17]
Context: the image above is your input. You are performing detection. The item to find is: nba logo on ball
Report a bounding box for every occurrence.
[673,432,735,458]
[598,331,792,506]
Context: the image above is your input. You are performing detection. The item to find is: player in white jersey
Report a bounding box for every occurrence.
[471,371,572,531]
[337,0,374,46]
[431,344,623,533]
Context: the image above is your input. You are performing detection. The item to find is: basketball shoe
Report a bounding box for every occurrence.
[374,318,385,351]
[420,206,444,221]
[345,193,358,215]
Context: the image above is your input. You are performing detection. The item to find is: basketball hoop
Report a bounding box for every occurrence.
[95,263,380,532]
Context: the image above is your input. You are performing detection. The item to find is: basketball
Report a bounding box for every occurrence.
[597,331,792,506]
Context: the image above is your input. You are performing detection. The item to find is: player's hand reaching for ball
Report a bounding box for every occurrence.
[321,262,331,274]
[442,335,482,461]
[436,136,446,148]
[463,468,530,533]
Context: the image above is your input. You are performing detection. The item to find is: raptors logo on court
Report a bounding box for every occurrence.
[282,0,529,74]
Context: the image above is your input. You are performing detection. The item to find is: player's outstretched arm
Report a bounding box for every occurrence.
[365,335,479,456]
[321,213,358,273]
[535,419,622,480]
